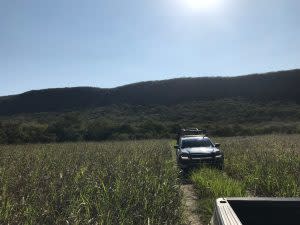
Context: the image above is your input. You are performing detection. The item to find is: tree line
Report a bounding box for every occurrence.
[1,113,299,144]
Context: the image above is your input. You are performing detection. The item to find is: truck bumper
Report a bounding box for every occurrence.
[179,156,224,169]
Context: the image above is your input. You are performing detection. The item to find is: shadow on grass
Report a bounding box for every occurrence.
[179,168,193,185]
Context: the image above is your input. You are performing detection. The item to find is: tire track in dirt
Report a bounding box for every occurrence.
[172,142,204,225]
[181,179,203,225]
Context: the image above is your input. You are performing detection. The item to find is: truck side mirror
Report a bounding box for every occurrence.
[215,143,221,148]
[174,145,179,149]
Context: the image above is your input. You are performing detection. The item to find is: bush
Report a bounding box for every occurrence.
[47,113,84,142]
[1,122,22,144]
[20,123,56,143]
[85,120,116,141]
[0,122,7,143]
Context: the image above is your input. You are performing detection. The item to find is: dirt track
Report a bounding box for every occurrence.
[181,181,203,225]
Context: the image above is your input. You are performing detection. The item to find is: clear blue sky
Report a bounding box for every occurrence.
[0,0,299,96]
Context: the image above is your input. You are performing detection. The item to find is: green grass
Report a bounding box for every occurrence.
[2,134,300,224]
[220,134,300,197]
[191,168,247,198]
[191,134,300,223]
[191,168,247,224]
[0,140,183,225]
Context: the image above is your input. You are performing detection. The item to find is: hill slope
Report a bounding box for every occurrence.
[1,69,300,115]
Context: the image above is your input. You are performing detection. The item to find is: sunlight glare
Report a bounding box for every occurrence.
[185,0,222,12]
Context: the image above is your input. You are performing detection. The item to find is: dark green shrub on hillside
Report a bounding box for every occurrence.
[139,120,168,138]
[85,119,116,141]
[119,124,135,134]
[20,123,56,143]
[47,113,84,142]
[1,122,22,144]
[0,122,7,143]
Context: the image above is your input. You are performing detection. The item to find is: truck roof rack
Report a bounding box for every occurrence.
[179,128,207,137]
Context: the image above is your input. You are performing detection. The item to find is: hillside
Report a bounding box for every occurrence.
[1,69,300,144]
[1,69,300,115]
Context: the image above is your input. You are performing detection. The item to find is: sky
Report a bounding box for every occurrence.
[0,0,299,96]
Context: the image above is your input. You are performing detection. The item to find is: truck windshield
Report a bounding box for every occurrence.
[181,139,213,148]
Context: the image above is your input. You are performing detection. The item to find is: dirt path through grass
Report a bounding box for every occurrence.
[172,143,204,225]
[181,180,203,225]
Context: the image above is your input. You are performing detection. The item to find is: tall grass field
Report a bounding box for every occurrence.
[1,135,300,224]
[0,140,182,225]
[191,134,300,223]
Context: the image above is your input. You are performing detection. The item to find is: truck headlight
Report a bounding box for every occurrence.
[214,151,221,156]
[180,154,190,160]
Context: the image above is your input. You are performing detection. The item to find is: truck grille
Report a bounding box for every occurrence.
[190,153,213,159]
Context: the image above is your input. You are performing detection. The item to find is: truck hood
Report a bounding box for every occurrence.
[181,147,218,154]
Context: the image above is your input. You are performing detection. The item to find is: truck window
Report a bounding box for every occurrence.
[181,139,213,148]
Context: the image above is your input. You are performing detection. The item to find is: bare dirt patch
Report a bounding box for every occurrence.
[181,180,204,225]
